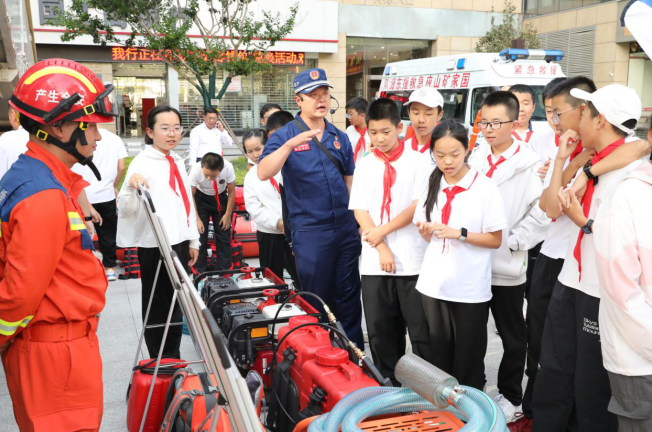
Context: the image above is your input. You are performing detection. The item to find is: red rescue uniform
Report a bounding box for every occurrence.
[0,142,107,432]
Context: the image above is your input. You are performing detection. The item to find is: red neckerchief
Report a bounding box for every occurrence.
[486,145,520,178]
[374,140,405,224]
[512,130,534,143]
[212,179,223,214]
[440,172,478,252]
[269,177,281,195]
[165,155,191,226]
[411,137,431,154]
[569,140,584,161]
[573,138,625,279]
[353,126,367,163]
[555,134,560,147]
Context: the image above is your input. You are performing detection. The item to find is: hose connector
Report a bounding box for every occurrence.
[323,304,337,324]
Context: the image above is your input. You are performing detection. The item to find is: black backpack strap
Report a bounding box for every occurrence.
[299,387,326,420]
[292,119,345,176]
[266,348,297,430]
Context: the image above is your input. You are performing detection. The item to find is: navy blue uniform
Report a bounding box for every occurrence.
[260,114,363,347]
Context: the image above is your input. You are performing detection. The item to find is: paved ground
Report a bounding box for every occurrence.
[0,258,523,431]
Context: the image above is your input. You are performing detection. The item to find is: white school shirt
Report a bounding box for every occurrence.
[117,146,200,249]
[539,156,573,260]
[405,136,436,166]
[189,160,236,196]
[468,139,549,286]
[244,165,283,234]
[595,162,652,376]
[557,157,643,298]
[72,129,128,204]
[413,168,507,302]
[349,148,431,276]
[345,125,371,163]
[188,122,233,162]
[0,127,29,179]
[517,127,557,170]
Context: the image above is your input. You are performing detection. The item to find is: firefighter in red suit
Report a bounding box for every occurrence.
[0,59,116,431]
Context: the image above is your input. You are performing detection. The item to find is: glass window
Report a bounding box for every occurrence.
[524,0,612,16]
[439,90,469,123]
[470,87,497,126]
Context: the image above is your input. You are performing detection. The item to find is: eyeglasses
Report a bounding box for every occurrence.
[478,120,515,130]
[551,105,583,126]
[345,113,353,119]
[157,126,184,134]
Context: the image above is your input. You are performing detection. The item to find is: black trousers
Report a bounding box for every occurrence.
[92,199,118,268]
[195,191,231,273]
[256,231,301,290]
[361,275,431,384]
[138,241,190,359]
[422,296,490,390]
[532,281,617,432]
[525,241,543,300]
[490,283,527,406]
[523,254,565,418]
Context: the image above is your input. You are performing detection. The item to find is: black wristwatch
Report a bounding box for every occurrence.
[84,216,93,222]
[459,227,468,242]
[581,219,594,234]
[583,164,598,186]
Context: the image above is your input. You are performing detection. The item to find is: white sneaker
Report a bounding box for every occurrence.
[106,268,117,282]
[493,393,518,422]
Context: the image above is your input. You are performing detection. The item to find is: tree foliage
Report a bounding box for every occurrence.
[55,0,298,108]
[475,0,540,53]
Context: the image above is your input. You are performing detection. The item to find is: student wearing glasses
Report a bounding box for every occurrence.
[467,91,549,422]
[117,105,199,359]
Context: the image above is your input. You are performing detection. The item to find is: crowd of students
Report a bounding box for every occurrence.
[235,74,650,432]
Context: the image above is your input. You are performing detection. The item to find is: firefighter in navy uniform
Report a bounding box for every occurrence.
[257,68,364,347]
[0,59,114,432]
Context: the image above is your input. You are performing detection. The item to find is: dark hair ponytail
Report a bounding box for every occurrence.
[144,105,182,145]
[243,128,266,150]
[424,119,470,222]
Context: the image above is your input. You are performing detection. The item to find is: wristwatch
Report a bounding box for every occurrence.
[84,216,93,222]
[583,164,598,186]
[581,219,594,235]
[459,228,468,242]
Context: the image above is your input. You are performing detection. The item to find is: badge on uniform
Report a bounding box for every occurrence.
[334,138,341,150]
[294,143,311,152]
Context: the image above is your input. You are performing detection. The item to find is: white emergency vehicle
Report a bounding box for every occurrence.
[379,49,566,133]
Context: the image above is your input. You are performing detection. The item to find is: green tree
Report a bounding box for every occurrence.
[475,0,540,53]
[54,0,298,108]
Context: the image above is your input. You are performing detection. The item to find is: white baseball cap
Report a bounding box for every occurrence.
[404,87,444,109]
[570,84,642,136]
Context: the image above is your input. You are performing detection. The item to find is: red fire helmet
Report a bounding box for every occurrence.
[10,58,116,125]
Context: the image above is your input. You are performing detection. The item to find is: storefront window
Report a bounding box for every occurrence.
[524,0,611,16]
[177,60,316,132]
[346,38,429,103]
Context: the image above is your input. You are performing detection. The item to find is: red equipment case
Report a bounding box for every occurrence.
[233,211,259,258]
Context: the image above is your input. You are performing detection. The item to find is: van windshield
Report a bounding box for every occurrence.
[470,86,547,123]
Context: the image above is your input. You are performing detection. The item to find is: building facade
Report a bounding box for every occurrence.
[30,0,517,133]
[524,0,651,136]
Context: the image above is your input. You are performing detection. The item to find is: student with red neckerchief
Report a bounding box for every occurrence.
[467,91,549,423]
[404,87,444,161]
[345,96,371,164]
[349,98,432,385]
[533,84,643,432]
[414,119,506,391]
[117,105,200,359]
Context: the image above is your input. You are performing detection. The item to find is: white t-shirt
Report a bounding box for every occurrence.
[188,122,233,162]
[349,148,431,276]
[558,155,643,298]
[189,159,236,196]
[244,165,283,234]
[0,127,29,179]
[539,156,573,260]
[519,128,557,169]
[345,125,371,163]
[413,168,507,302]
[72,129,128,204]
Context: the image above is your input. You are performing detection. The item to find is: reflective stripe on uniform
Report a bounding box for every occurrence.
[0,316,33,336]
[68,212,85,231]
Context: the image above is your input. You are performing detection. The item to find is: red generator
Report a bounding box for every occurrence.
[234,185,246,211]
[126,358,186,432]
[233,210,259,258]
[270,316,378,431]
